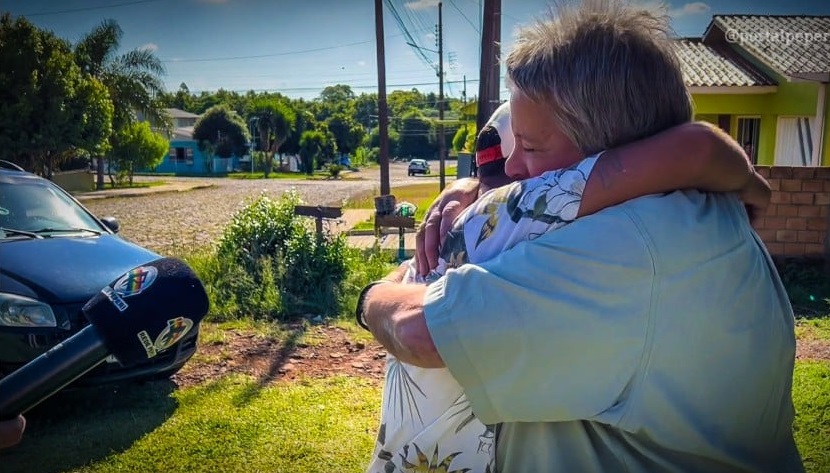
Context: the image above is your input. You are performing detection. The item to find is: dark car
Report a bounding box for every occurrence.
[0,161,198,385]
[407,159,431,176]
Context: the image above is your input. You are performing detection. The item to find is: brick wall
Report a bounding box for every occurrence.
[753,166,830,258]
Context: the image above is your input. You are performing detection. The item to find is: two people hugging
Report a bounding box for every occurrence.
[358,0,803,472]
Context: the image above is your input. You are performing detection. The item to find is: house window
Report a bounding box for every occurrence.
[774,116,815,167]
[170,147,194,164]
[736,117,761,164]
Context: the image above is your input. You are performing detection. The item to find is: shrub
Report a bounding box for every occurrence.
[328,164,344,179]
[202,189,379,321]
[185,249,281,321]
[216,190,301,270]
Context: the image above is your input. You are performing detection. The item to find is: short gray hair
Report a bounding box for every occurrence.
[505,0,692,155]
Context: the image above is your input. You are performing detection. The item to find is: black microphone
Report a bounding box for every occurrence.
[0,257,210,419]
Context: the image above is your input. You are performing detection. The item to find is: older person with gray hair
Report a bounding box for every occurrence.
[358,0,804,471]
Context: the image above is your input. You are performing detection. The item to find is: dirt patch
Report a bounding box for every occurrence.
[171,324,387,389]
[796,339,830,361]
[171,324,830,390]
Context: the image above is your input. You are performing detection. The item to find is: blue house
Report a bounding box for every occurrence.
[146,108,245,175]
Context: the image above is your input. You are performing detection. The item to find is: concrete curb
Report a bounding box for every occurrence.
[74,183,215,202]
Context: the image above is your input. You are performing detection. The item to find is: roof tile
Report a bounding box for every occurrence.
[712,15,830,75]
[675,39,775,87]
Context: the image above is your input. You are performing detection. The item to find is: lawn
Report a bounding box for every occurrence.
[0,374,379,473]
[345,182,442,231]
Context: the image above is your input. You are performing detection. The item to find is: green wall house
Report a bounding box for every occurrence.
[679,15,830,166]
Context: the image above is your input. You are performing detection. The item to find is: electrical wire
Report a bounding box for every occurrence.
[20,0,165,17]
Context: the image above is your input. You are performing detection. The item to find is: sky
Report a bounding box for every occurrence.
[3,0,830,101]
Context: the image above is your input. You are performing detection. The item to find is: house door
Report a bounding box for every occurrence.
[774,117,814,166]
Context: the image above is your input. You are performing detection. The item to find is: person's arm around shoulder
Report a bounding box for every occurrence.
[578,121,770,218]
[0,415,25,449]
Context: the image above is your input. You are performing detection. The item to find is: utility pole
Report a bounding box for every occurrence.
[374,0,391,196]
[474,0,501,177]
[463,74,467,107]
[437,1,446,190]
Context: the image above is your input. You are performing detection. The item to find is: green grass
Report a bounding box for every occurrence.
[792,360,830,472]
[227,169,367,182]
[344,182,441,230]
[227,171,315,180]
[101,180,167,190]
[796,317,830,341]
[1,375,380,473]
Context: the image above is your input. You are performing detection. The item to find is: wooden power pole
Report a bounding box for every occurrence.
[438,1,446,190]
[374,0,391,196]
[473,0,501,176]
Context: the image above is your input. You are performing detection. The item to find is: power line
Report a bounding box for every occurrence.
[168,66,438,80]
[162,39,376,63]
[20,0,165,17]
[185,77,482,94]
[385,0,436,71]
[159,28,428,64]
[449,0,479,33]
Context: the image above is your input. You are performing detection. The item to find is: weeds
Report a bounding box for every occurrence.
[184,190,397,323]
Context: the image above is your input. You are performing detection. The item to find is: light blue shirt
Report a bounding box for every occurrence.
[424,190,804,472]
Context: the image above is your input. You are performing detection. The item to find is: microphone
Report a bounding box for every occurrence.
[0,257,209,419]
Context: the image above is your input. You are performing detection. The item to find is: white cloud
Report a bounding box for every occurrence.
[139,42,158,52]
[670,2,710,18]
[405,0,439,11]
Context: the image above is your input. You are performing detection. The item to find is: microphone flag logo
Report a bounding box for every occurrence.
[113,266,158,298]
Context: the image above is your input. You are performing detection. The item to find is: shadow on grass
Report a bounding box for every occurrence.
[0,380,178,473]
[230,322,307,408]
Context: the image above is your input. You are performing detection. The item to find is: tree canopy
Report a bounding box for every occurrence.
[110,121,168,184]
[0,14,112,174]
[193,105,250,159]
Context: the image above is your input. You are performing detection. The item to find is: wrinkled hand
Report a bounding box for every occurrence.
[415,178,481,276]
[0,415,25,449]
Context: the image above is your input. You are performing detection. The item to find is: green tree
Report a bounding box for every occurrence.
[281,108,315,157]
[159,82,194,111]
[353,92,378,131]
[247,97,296,176]
[109,121,168,185]
[325,113,364,159]
[396,111,433,159]
[452,123,472,153]
[74,18,169,189]
[366,126,400,159]
[299,130,325,175]
[0,14,112,176]
[388,89,426,130]
[193,105,250,170]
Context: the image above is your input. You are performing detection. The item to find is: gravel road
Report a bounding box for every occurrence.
[82,162,447,256]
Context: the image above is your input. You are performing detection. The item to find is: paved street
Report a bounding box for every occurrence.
[81,162,449,256]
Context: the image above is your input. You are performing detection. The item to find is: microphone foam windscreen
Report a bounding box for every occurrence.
[82,257,210,367]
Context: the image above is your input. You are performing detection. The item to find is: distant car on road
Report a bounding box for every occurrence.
[407,159,431,176]
[0,161,198,386]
